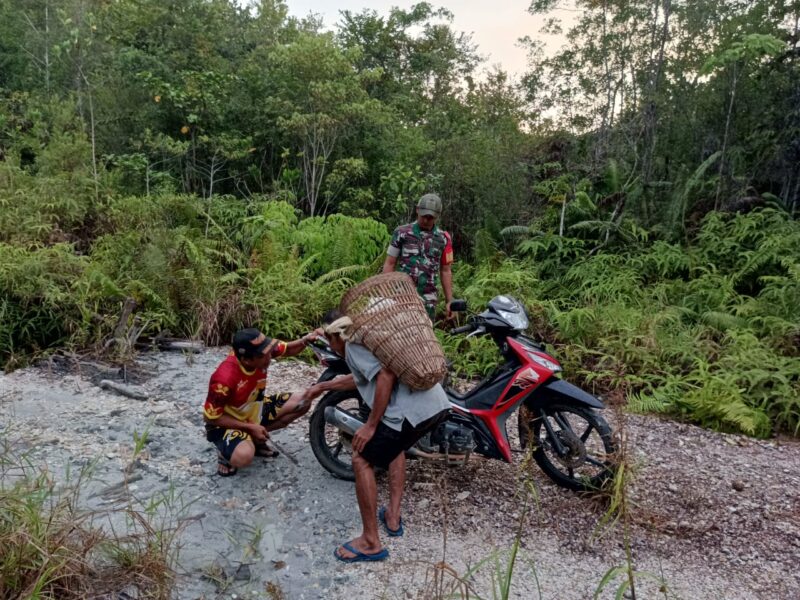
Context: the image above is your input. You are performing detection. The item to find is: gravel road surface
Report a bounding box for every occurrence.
[1,349,797,599]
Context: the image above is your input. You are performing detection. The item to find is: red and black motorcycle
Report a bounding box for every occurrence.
[308,295,616,492]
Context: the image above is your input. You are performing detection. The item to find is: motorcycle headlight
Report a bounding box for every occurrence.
[527,352,562,372]
[496,309,529,330]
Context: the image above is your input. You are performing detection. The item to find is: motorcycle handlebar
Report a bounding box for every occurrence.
[449,323,476,335]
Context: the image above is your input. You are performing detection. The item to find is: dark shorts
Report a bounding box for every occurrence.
[206,392,292,461]
[359,410,449,470]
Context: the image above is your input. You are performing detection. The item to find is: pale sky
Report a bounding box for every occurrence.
[282,1,570,78]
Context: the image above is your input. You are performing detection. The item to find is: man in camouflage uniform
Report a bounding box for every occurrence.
[383,193,454,319]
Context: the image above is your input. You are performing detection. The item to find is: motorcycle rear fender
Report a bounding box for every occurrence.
[525,378,605,410]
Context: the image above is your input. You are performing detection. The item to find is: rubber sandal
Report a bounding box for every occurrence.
[378,506,404,537]
[334,541,389,563]
[217,454,238,477]
[254,442,280,458]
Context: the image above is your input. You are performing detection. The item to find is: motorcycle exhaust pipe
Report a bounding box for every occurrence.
[323,406,364,436]
[406,447,474,462]
[323,407,476,464]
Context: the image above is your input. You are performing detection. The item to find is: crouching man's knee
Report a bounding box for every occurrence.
[230,440,255,468]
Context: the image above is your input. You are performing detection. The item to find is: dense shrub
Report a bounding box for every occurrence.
[457,209,800,437]
[0,243,90,366]
[0,193,389,363]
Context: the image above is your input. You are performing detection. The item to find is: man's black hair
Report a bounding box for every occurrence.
[322,308,343,325]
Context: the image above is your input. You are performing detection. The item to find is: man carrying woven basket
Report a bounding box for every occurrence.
[383,193,454,320]
[307,310,450,563]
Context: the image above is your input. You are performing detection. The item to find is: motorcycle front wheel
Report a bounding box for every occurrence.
[518,403,616,492]
[308,390,363,481]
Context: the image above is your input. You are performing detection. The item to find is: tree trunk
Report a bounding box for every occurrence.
[599,2,613,167]
[44,1,50,94]
[81,69,100,203]
[301,119,337,217]
[642,0,672,185]
[113,297,138,342]
[716,65,739,211]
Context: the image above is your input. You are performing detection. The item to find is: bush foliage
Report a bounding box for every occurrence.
[2,157,799,437]
[440,208,799,438]
[1,1,798,440]
[0,196,388,358]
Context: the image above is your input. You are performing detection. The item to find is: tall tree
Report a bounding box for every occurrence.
[256,33,381,215]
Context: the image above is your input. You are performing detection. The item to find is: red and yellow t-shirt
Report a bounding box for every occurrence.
[203,343,287,424]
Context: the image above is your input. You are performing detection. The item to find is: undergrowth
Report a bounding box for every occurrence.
[0,193,387,365]
[454,208,800,438]
[0,440,181,599]
[1,127,798,439]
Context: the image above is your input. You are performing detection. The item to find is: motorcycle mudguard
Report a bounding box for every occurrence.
[526,378,605,410]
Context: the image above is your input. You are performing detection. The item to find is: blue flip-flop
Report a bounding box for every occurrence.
[334,541,389,563]
[378,506,404,537]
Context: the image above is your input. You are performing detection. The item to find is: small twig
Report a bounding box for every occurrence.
[177,512,207,526]
[99,380,149,401]
[267,439,299,466]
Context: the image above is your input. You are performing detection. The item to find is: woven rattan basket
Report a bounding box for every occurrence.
[340,272,447,390]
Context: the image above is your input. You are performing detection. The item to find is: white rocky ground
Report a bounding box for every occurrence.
[0,348,798,599]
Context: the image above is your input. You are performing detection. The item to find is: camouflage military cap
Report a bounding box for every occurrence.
[417,193,442,217]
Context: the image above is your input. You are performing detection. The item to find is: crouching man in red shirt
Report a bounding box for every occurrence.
[203,328,320,476]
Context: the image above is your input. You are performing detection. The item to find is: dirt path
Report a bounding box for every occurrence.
[1,349,798,599]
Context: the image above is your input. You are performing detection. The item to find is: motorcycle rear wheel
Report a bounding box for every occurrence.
[518,403,616,492]
[308,390,362,481]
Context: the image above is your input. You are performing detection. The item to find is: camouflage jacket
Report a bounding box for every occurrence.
[387,223,454,314]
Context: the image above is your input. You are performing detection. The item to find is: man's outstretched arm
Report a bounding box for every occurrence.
[278,329,325,358]
[305,374,356,398]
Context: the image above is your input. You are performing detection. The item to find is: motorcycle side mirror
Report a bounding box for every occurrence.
[450,299,467,312]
